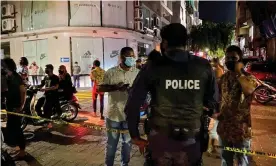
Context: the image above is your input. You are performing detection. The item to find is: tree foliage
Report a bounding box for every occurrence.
[190,21,235,58]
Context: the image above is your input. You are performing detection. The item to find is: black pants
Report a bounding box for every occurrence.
[93,93,104,116]
[35,95,61,119]
[32,75,38,85]
[6,111,26,150]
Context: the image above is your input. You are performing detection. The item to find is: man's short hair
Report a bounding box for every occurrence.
[3,58,17,71]
[93,60,100,67]
[226,45,243,59]
[120,47,134,57]
[46,64,54,70]
[161,23,188,47]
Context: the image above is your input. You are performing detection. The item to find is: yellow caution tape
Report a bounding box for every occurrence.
[1,110,276,159]
[1,110,128,134]
[214,145,276,159]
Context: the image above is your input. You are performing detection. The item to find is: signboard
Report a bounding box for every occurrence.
[71,37,103,74]
[102,1,127,28]
[70,1,101,26]
[103,38,126,70]
[60,57,70,62]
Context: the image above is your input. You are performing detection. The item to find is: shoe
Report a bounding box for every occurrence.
[100,116,105,120]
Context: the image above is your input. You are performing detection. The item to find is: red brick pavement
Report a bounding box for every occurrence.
[1,99,275,166]
[251,101,276,166]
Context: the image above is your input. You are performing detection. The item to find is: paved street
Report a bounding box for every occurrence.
[1,89,275,166]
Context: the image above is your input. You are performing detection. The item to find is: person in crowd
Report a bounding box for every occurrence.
[90,60,105,120]
[35,64,60,127]
[73,61,81,88]
[207,118,220,158]
[3,58,26,159]
[214,45,258,166]
[98,47,139,166]
[136,59,142,69]
[124,23,218,166]
[29,61,39,85]
[211,58,224,80]
[57,65,73,118]
[18,57,29,85]
[206,57,224,157]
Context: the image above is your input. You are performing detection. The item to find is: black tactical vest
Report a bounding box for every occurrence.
[149,52,212,130]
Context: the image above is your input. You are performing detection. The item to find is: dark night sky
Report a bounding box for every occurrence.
[199,1,236,23]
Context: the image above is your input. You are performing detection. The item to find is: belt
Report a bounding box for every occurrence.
[150,123,200,138]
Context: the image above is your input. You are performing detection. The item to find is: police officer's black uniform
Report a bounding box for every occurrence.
[125,48,218,166]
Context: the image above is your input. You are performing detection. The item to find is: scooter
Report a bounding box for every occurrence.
[254,81,276,104]
[20,86,80,130]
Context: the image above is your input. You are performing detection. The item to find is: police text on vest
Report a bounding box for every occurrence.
[165,80,200,89]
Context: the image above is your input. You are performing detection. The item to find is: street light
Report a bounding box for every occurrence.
[205,48,209,52]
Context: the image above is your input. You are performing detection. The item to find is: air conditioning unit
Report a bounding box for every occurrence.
[134,0,142,8]
[134,8,143,20]
[152,16,160,28]
[134,21,143,32]
[2,4,15,17]
[2,18,16,32]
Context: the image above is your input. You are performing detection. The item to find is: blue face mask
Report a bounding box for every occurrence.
[124,57,135,67]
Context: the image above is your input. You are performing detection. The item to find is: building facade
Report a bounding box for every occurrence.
[1,0,173,87]
[236,1,272,60]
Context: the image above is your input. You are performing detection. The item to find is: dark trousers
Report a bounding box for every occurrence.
[6,111,26,150]
[148,129,201,166]
[35,95,61,119]
[93,93,104,115]
[32,75,38,85]
[73,75,80,88]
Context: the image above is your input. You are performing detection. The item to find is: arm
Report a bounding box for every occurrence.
[38,77,46,88]
[124,64,152,139]
[97,70,121,92]
[90,70,96,81]
[18,77,26,112]
[203,67,219,114]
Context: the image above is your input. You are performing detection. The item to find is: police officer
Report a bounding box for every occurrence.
[124,23,218,166]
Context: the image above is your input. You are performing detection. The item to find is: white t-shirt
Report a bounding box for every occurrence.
[103,65,139,122]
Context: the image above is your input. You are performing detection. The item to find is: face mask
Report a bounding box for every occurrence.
[225,61,236,71]
[124,57,135,67]
[45,69,50,74]
[58,70,64,74]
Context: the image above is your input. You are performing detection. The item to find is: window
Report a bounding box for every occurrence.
[180,6,184,20]
[23,39,49,75]
[1,42,10,59]
[143,7,150,29]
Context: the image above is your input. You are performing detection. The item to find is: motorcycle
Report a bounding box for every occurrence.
[254,81,276,104]
[20,86,80,130]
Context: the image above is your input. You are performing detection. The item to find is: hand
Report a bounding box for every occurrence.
[131,138,149,155]
[235,62,244,75]
[119,84,129,91]
[203,107,209,111]
[212,113,220,119]
[15,107,23,113]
